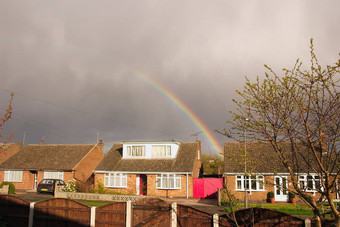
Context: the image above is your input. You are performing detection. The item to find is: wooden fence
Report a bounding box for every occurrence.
[0,195,321,227]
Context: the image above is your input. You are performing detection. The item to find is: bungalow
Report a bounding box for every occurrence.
[94,141,202,198]
[0,141,104,190]
[223,141,339,202]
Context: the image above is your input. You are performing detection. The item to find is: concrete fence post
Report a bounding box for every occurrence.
[126,200,132,227]
[28,202,35,227]
[305,218,311,227]
[217,189,221,206]
[90,206,96,227]
[213,213,219,227]
[171,202,177,227]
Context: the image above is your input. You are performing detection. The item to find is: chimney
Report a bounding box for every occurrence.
[196,140,201,160]
[98,139,104,153]
[17,141,23,151]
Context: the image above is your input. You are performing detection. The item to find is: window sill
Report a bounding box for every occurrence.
[235,189,266,192]
[105,186,127,188]
[156,188,181,190]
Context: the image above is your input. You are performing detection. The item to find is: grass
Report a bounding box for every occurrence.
[224,202,336,217]
[250,203,314,216]
[224,202,316,216]
[79,201,109,207]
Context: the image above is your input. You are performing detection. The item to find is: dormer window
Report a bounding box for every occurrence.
[127,145,145,157]
[152,145,171,157]
[123,141,179,159]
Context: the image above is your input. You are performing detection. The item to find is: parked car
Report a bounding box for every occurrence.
[37,179,65,194]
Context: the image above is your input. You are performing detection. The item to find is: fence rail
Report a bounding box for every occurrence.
[0,195,320,227]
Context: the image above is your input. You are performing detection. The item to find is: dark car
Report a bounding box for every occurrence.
[37,179,65,194]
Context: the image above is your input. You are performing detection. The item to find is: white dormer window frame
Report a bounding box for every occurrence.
[151,145,171,157]
[123,142,180,159]
[126,145,145,157]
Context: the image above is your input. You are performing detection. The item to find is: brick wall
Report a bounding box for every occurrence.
[74,142,104,181]
[0,171,35,190]
[147,174,193,198]
[192,141,202,178]
[94,173,194,198]
[225,175,338,202]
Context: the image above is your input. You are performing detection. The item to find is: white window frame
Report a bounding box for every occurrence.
[156,173,181,189]
[298,174,322,192]
[235,174,265,191]
[4,170,23,182]
[151,145,171,157]
[43,171,64,180]
[104,173,127,188]
[126,146,145,157]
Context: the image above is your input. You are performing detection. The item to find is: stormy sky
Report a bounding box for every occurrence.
[1,1,340,154]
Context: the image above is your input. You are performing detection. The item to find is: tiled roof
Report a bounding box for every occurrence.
[95,142,199,173]
[0,144,96,171]
[224,141,324,174]
[0,143,15,152]
[0,143,17,165]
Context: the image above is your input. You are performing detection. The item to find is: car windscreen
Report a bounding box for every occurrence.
[41,180,54,184]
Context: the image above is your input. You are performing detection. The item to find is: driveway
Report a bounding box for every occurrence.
[162,197,226,215]
[13,191,53,203]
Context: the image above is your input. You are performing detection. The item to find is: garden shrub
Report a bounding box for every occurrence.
[63,179,77,192]
[0,182,15,194]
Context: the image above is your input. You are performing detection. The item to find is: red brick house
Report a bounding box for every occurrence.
[0,142,23,165]
[0,141,104,190]
[94,141,202,198]
[223,142,339,202]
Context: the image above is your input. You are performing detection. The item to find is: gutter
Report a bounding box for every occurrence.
[94,171,192,175]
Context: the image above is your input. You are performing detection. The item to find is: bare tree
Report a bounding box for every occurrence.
[0,93,14,147]
[220,39,340,227]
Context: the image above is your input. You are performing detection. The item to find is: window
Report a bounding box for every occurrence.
[299,174,322,192]
[43,171,64,180]
[235,174,264,191]
[127,146,145,157]
[156,174,181,189]
[4,170,23,182]
[104,173,127,188]
[151,145,171,157]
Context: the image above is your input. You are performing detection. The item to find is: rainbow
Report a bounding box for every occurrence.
[133,71,223,155]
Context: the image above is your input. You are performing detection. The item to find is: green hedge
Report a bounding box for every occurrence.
[0,182,15,194]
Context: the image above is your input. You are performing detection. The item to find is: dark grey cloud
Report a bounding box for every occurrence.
[1,0,340,153]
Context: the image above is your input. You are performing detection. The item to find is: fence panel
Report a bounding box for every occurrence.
[34,198,91,227]
[0,195,29,227]
[177,204,212,227]
[132,198,171,227]
[95,202,126,227]
[219,208,305,227]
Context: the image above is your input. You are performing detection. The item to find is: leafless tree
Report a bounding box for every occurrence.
[220,39,340,227]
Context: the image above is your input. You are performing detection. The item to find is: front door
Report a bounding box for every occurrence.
[30,171,38,190]
[274,176,288,201]
[140,174,147,195]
